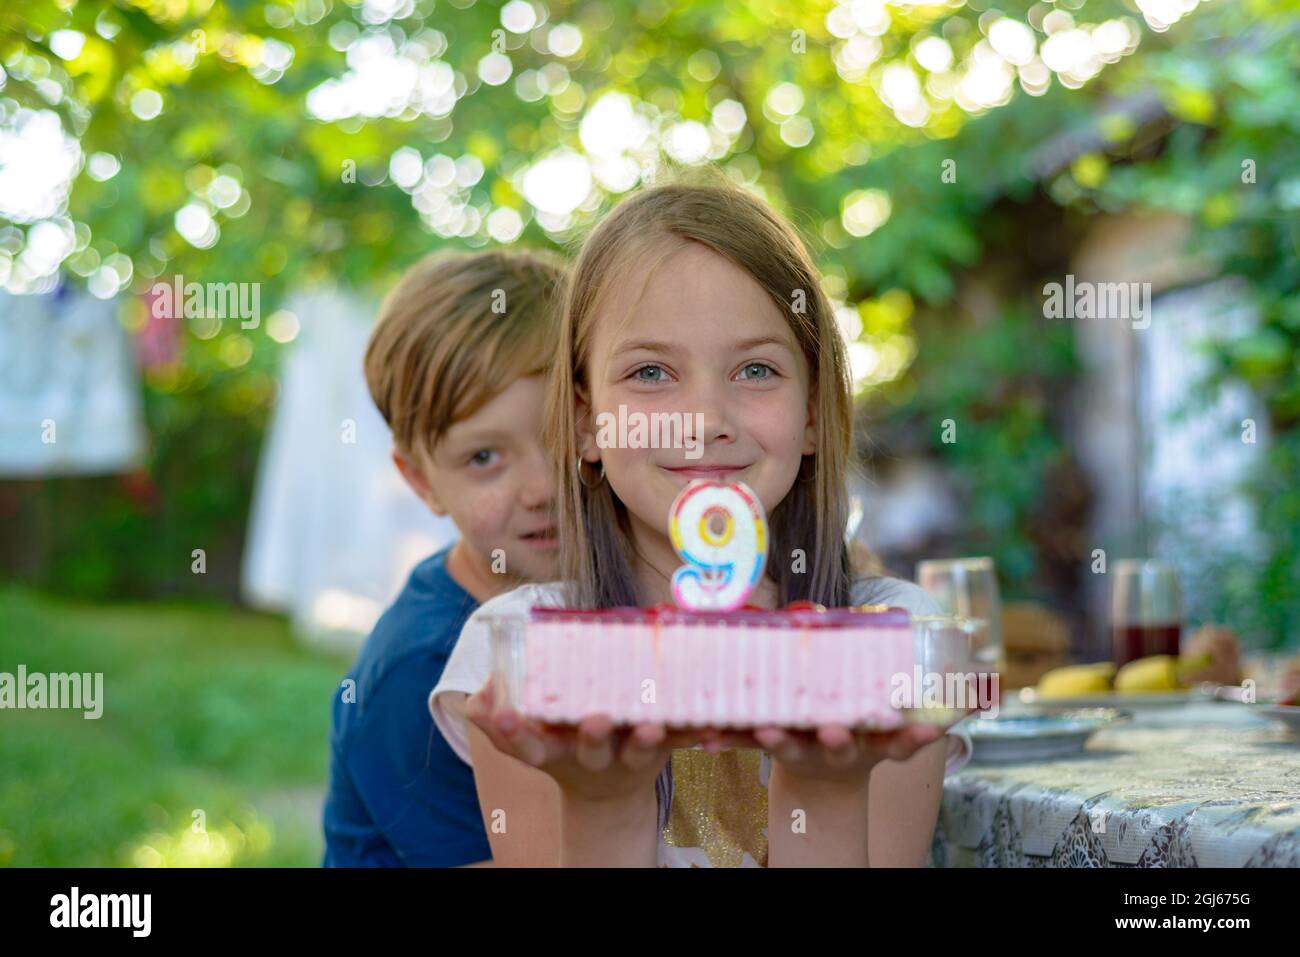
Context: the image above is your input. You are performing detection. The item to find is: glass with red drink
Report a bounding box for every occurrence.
[1110,559,1182,667]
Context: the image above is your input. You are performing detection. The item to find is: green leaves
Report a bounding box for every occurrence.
[4,0,1298,632]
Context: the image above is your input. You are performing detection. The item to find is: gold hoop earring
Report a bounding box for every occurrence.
[576,455,606,489]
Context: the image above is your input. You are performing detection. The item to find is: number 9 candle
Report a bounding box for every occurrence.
[668,480,768,611]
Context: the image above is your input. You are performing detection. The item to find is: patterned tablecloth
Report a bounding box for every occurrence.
[931,703,1300,867]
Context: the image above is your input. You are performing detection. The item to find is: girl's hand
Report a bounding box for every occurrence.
[752,721,951,785]
[464,675,726,802]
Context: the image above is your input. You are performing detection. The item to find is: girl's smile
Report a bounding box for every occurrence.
[662,463,752,482]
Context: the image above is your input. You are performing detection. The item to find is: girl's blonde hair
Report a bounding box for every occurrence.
[545,171,856,610]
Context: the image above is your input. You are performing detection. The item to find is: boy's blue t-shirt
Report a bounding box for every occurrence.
[322,546,491,867]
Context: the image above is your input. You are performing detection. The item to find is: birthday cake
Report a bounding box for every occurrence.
[486,479,953,730]
[490,602,918,729]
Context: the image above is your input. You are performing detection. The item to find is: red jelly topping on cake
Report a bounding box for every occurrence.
[529,602,911,627]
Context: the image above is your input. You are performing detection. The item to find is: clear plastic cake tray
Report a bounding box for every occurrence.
[484,608,988,731]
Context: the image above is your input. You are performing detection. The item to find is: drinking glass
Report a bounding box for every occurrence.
[910,615,999,716]
[1110,559,1181,667]
[916,557,1003,669]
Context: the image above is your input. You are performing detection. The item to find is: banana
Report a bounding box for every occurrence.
[1037,662,1116,699]
[1036,653,1216,698]
[1114,655,1181,693]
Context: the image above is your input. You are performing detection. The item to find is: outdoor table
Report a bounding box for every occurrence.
[931,701,1300,867]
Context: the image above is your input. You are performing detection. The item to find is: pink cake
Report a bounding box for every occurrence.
[489,603,919,730]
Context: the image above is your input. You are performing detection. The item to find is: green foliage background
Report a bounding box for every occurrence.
[2,0,1297,643]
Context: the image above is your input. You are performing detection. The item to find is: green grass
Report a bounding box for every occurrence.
[0,586,352,866]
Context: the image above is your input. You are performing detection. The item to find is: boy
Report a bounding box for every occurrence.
[322,248,567,866]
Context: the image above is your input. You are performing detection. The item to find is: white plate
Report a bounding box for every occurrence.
[967,708,1130,763]
[1016,688,1208,710]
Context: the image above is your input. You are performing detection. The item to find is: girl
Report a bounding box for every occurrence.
[430,174,958,867]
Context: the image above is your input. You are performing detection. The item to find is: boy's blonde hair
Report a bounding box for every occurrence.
[546,171,857,610]
[365,248,567,463]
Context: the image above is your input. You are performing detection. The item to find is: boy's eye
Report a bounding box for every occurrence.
[468,449,498,467]
[737,362,776,380]
[631,364,671,383]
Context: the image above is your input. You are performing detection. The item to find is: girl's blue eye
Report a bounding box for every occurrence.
[633,364,669,383]
[469,449,498,467]
[737,363,775,380]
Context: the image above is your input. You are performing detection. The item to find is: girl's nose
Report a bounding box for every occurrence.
[689,380,737,445]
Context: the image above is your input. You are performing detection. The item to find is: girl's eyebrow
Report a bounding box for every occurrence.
[614,335,795,358]
[733,335,796,353]
[612,338,680,358]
